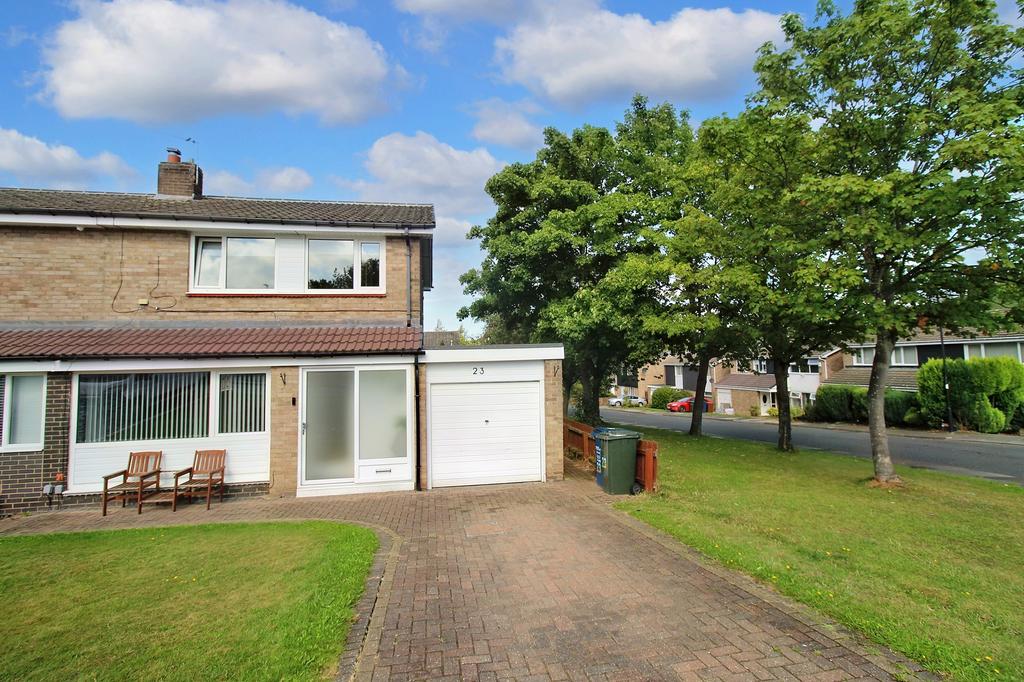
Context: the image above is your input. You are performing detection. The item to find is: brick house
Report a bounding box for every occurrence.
[712,351,845,416]
[0,153,563,515]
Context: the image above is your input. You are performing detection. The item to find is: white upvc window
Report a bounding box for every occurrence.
[190,235,385,294]
[754,358,768,373]
[890,346,919,366]
[0,374,47,452]
[306,238,383,293]
[852,348,874,366]
[192,236,276,292]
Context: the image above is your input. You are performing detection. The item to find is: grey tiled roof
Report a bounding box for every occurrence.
[822,367,919,391]
[0,188,434,227]
[847,329,1023,347]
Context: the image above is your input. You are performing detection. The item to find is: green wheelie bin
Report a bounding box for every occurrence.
[594,428,641,494]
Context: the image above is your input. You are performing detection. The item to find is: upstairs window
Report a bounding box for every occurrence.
[193,236,275,291]
[852,348,874,366]
[891,346,919,366]
[306,238,383,292]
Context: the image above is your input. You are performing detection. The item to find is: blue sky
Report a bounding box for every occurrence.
[2,0,1016,332]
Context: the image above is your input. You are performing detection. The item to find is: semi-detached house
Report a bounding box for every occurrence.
[0,152,564,515]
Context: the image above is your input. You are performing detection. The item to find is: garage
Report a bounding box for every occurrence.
[422,345,565,489]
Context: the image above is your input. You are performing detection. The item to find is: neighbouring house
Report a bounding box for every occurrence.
[0,151,563,515]
[712,351,844,416]
[823,331,1024,392]
[614,356,727,403]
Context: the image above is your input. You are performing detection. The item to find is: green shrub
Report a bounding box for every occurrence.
[884,390,919,427]
[918,356,1024,432]
[651,386,693,410]
[903,407,926,426]
[748,405,759,417]
[767,407,778,417]
[814,385,860,422]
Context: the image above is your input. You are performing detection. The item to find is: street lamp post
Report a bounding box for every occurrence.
[939,323,955,433]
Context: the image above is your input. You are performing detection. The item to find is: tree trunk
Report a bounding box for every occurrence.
[868,332,900,482]
[773,359,794,451]
[578,362,602,426]
[562,363,578,418]
[689,354,710,437]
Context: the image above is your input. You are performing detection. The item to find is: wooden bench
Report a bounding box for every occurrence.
[101,451,162,516]
[171,449,227,511]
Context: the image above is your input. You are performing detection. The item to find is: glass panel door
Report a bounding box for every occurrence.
[303,370,354,481]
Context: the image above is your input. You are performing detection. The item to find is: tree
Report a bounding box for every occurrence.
[753,0,1024,480]
[695,109,861,450]
[459,116,663,424]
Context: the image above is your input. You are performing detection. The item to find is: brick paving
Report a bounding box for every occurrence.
[0,464,931,682]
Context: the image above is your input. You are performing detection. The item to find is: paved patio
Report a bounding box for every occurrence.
[1,465,930,681]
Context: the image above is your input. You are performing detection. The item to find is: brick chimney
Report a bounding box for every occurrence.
[157,147,203,198]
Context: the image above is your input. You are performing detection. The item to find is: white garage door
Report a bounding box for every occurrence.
[430,381,543,487]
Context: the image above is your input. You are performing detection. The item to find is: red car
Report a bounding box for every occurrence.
[667,396,713,413]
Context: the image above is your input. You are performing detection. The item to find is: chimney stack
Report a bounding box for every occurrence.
[157,146,203,198]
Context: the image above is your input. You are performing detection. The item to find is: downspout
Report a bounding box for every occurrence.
[405,227,413,328]
[414,351,423,491]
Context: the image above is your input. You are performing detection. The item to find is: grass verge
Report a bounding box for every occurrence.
[612,426,1023,681]
[0,521,377,681]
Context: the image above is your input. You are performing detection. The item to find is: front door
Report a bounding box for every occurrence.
[302,369,355,482]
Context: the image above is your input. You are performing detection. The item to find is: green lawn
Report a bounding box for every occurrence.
[0,521,377,681]
[613,426,1024,681]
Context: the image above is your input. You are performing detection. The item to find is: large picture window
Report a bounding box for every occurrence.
[76,372,210,443]
[308,239,354,289]
[192,236,276,290]
[1,374,46,450]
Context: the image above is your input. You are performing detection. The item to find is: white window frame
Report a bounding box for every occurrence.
[214,371,271,436]
[304,237,385,294]
[890,346,918,366]
[852,348,874,366]
[190,235,278,293]
[71,369,270,446]
[0,373,47,452]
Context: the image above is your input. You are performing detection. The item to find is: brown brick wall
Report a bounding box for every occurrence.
[0,226,422,324]
[544,360,564,481]
[730,388,763,417]
[0,373,71,515]
[268,366,299,497]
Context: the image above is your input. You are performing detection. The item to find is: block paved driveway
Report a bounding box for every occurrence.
[1,466,928,681]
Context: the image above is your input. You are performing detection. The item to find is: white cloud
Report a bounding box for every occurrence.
[42,0,395,125]
[470,98,543,150]
[204,166,313,196]
[340,131,504,227]
[495,5,784,107]
[256,166,313,193]
[0,128,136,189]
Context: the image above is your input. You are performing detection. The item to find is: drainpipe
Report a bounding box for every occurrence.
[405,227,413,328]
[414,351,422,491]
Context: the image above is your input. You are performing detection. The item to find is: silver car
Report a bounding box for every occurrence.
[608,395,646,407]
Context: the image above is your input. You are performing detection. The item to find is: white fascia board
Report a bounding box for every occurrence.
[0,354,417,373]
[0,213,433,236]
[422,345,564,364]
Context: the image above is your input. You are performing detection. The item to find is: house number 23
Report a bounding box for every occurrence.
[472,366,485,375]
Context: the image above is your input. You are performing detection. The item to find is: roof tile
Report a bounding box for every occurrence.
[0,325,421,359]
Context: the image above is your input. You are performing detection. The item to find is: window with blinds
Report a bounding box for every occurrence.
[76,372,210,443]
[218,373,266,433]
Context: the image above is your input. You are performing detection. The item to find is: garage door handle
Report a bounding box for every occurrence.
[484,419,489,424]
[375,468,392,474]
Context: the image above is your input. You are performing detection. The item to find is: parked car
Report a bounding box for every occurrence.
[608,395,647,407]
[667,396,713,413]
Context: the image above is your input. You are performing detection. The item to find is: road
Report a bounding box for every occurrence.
[601,407,1024,484]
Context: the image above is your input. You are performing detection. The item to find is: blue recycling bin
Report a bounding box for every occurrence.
[592,427,611,489]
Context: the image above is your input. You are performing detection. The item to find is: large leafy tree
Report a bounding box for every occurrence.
[459,112,664,424]
[753,0,1024,480]
[592,98,752,436]
[696,109,861,450]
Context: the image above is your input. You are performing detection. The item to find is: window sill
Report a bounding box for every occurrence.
[187,292,387,298]
[0,445,44,454]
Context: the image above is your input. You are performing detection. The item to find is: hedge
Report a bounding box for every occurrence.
[651,386,693,409]
[809,384,919,426]
[918,356,1024,433]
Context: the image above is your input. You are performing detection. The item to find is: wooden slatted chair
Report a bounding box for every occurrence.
[101,451,162,516]
[172,449,226,511]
